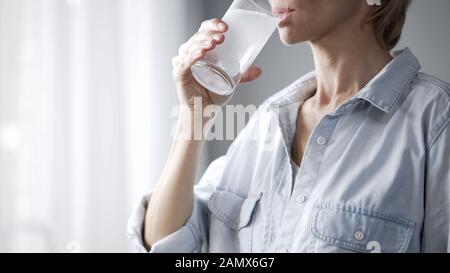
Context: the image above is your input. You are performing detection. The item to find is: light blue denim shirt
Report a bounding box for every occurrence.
[127,48,450,253]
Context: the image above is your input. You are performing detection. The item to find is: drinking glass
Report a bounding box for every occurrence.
[191,0,282,96]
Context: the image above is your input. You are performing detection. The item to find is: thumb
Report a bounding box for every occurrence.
[241,66,262,83]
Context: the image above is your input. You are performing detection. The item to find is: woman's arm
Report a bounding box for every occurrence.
[143,18,261,250]
[422,120,450,252]
[144,112,205,250]
[143,18,229,250]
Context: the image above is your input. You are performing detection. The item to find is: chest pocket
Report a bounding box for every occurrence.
[207,190,262,252]
[311,203,416,253]
[208,190,262,229]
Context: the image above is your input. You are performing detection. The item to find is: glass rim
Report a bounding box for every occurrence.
[250,0,283,17]
[250,0,286,18]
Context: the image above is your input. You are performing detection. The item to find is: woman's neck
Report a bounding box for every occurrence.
[309,23,393,110]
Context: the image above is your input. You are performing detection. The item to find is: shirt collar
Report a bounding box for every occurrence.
[269,48,421,114]
[355,47,421,113]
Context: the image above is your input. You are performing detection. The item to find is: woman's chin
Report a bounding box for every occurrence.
[277,25,305,44]
[278,27,311,46]
[278,31,300,46]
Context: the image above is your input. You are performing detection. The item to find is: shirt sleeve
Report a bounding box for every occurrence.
[126,156,226,253]
[422,120,450,253]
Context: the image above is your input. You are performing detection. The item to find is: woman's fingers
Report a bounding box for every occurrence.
[173,51,202,84]
[174,36,223,82]
[177,18,228,62]
[199,18,228,33]
[172,56,180,67]
[195,31,225,46]
[241,66,263,83]
[173,18,229,86]
[178,31,225,58]
[177,18,227,57]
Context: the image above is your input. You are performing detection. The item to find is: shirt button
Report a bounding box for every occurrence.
[296,195,307,204]
[316,136,327,146]
[354,230,365,241]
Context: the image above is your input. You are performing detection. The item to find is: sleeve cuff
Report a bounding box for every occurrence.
[126,193,201,253]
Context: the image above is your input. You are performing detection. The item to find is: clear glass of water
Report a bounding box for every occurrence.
[191,0,282,96]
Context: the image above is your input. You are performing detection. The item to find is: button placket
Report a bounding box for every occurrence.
[316,136,327,146]
[282,115,341,251]
[295,194,307,204]
[289,126,331,209]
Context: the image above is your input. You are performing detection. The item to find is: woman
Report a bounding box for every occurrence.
[127,0,450,253]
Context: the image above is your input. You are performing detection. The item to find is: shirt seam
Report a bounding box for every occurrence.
[185,222,202,252]
[413,75,450,98]
[386,66,420,113]
[427,117,450,153]
[263,156,289,251]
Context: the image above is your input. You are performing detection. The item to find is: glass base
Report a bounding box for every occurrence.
[191,61,236,96]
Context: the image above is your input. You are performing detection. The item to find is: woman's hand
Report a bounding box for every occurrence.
[172,18,262,111]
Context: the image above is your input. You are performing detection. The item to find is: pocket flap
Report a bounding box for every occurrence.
[311,203,416,253]
[208,190,262,230]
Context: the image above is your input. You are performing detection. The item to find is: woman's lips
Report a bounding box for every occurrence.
[272,7,294,15]
[272,7,295,26]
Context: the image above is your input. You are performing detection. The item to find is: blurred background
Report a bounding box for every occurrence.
[0,0,449,252]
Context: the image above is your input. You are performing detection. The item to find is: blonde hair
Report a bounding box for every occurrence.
[366,0,412,51]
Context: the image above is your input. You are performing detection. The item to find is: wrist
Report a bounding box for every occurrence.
[175,110,209,141]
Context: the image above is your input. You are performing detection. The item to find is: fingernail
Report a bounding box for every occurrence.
[213,34,222,41]
[218,22,226,30]
[204,40,212,46]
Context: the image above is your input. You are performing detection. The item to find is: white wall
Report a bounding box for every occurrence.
[0,0,203,253]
